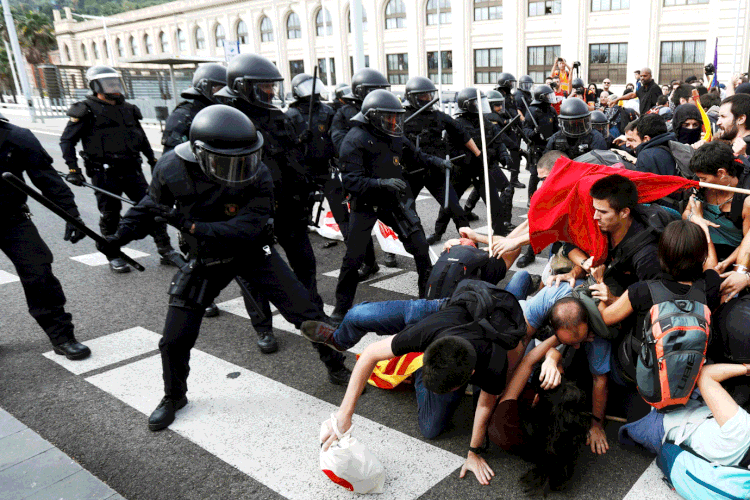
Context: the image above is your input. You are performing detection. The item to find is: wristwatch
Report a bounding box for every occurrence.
[468,446,484,455]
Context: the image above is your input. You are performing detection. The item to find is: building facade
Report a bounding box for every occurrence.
[53,0,750,93]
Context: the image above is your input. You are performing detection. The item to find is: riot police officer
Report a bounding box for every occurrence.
[402,76,474,244]
[60,66,181,273]
[544,98,607,158]
[591,110,613,148]
[331,83,351,112]
[99,105,348,431]
[495,72,525,189]
[0,113,91,360]
[515,75,534,114]
[333,89,448,319]
[161,63,226,153]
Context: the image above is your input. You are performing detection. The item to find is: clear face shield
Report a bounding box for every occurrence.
[192,141,263,187]
[368,110,405,137]
[408,90,437,109]
[559,116,592,138]
[466,96,491,115]
[539,92,556,104]
[593,122,610,138]
[97,76,127,98]
[489,99,505,115]
[295,77,327,99]
[234,78,281,106]
[357,84,391,100]
[505,80,516,90]
[519,81,533,92]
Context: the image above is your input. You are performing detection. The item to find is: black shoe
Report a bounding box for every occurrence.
[497,222,516,237]
[425,233,442,245]
[109,257,131,273]
[511,180,526,189]
[53,340,91,360]
[328,365,352,386]
[159,250,185,267]
[204,303,220,318]
[256,330,279,354]
[329,308,347,327]
[148,395,188,431]
[465,211,480,222]
[516,247,536,268]
[384,253,398,268]
[358,262,380,282]
[301,320,345,351]
[529,274,543,292]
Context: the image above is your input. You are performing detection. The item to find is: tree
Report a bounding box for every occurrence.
[15,11,56,91]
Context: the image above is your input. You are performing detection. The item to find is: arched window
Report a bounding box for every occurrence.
[64,44,71,62]
[316,8,332,36]
[129,36,138,56]
[426,0,451,25]
[92,41,100,59]
[159,32,169,52]
[347,7,368,32]
[144,34,153,54]
[215,24,225,47]
[286,12,301,39]
[116,38,124,57]
[177,29,187,53]
[260,16,273,42]
[195,27,205,49]
[81,43,88,61]
[237,21,249,44]
[385,0,406,29]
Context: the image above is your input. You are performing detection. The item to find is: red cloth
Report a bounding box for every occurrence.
[528,158,698,265]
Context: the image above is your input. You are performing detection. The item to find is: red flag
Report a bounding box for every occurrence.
[528,158,698,265]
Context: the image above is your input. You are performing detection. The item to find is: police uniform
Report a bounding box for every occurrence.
[161,98,211,154]
[524,101,559,195]
[331,102,360,155]
[544,129,608,158]
[0,117,90,358]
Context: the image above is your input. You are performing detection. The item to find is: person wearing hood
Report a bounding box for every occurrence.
[630,114,677,176]
[672,103,704,145]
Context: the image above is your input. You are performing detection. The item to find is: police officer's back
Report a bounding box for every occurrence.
[285,72,336,173]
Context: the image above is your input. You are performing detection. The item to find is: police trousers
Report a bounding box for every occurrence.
[404,167,470,233]
[434,167,508,236]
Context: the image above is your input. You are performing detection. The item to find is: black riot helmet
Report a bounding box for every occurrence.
[174,105,264,187]
[404,76,438,109]
[86,66,127,102]
[495,72,517,92]
[518,75,534,92]
[291,72,326,101]
[571,77,585,90]
[335,84,351,101]
[531,84,555,105]
[220,53,283,108]
[558,98,592,138]
[456,87,491,115]
[591,110,609,138]
[351,68,390,101]
[351,89,404,137]
[486,89,505,115]
[182,63,227,103]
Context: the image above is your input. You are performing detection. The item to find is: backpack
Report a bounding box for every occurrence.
[660,140,697,180]
[573,149,636,170]
[657,443,750,500]
[712,296,750,363]
[636,281,711,410]
[425,245,491,299]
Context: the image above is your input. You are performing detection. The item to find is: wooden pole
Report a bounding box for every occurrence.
[699,181,750,196]
[475,88,493,256]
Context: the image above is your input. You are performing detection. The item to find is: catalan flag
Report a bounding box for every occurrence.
[363,352,424,389]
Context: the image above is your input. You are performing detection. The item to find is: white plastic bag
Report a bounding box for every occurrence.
[319,413,385,494]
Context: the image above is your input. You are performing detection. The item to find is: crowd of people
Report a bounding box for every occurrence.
[2,50,750,498]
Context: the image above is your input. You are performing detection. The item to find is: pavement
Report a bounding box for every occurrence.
[0,106,684,500]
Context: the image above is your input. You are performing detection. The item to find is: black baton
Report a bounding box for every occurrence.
[58,171,136,206]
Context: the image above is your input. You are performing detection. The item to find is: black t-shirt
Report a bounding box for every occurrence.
[391,306,507,395]
[636,81,663,116]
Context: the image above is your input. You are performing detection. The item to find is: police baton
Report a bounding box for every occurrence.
[442,130,451,210]
[403,96,440,125]
[304,67,319,157]
[58,171,136,206]
[519,94,539,130]
[233,277,268,323]
[446,114,521,169]
[1,172,146,272]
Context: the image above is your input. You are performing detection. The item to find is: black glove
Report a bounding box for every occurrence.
[441,159,453,172]
[501,151,512,166]
[378,178,407,194]
[63,217,86,244]
[66,170,85,186]
[150,206,193,232]
[299,129,313,144]
[148,158,158,169]
[96,235,122,260]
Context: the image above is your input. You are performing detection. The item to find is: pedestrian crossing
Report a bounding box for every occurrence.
[69,248,150,267]
[0,270,20,285]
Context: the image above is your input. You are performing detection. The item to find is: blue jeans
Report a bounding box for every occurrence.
[505,270,533,301]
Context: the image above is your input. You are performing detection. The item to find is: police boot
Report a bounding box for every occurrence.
[255,329,278,354]
[100,214,131,274]
[204,303,220,317]
[154,231,184,268]
[148,395,188,431]
[426,232,443,245]
[516,245,536,268]
[384,253,398,268]
[497,187,516,237]
[358,262,380,282]
[463,189,481,221]
[511,171,526,189]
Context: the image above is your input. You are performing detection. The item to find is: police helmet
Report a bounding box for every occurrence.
[456,87,491,115]
[531,84,555,105]
[558,98,592,138]
[291,73,326,101]
[86,66,126,101]
[335,84,352,101]
[351,68,390,101]
[351,89,404,137]
[404,76,438,109]
[496,72,516,91]
[571,77,585,90]
[591,110,609,138]
[174,105,265,187]
[518,75,534,92]
[182,63,227,103]
[486,90,505,115]
[218,53,283,108]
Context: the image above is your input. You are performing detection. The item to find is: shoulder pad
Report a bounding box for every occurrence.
[131,104,143,120]
[66,101,90,119]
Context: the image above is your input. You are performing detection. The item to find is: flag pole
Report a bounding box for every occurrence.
[699,182,750,196]
[475,88,493,255]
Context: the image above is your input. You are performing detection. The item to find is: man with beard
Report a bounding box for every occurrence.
[718,94,750,157]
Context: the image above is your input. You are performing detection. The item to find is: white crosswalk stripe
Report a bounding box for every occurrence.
[70,248,150,267]
[370,271,420,297]
[0,270,20,285]
[322,266,403,281]
[622,460,681,500]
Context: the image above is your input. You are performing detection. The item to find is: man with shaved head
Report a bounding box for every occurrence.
[619,67,663,116]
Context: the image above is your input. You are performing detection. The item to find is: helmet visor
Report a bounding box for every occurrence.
[559,116,592,137]
[234,78,280,105]
[98,76,126,96]
[519,81,533,92]
[504,80,516,90]
[408,90,437,109]
[357,84,391,100]
[369,110,405,137]
[466,96,492,115]
[193,143,263,186]
[593,122,610,138]
[538,92,555,104]
[295,78,327,99]
[490,99,505,115]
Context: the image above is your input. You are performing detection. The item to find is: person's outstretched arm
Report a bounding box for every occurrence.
[697,363,750,427]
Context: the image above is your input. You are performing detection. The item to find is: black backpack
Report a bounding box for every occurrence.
[574,149,635,170]
[425,245,491,299]
[713,295,750,363]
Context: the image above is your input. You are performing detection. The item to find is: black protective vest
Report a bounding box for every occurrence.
[162,99,209,150]
[287,101,335,165]
[404,108,447,158]
[553,132,595,158]
[79,98,145,161]
[531,104,558,143]
[456,114,498,159]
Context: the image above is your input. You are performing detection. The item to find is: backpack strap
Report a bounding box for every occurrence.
[646,279,707,305]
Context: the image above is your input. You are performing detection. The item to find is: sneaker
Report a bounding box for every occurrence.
[256,330,279,354]
[300,320,346,352]
[148,395,188,431]
[109,257,131,273]
[384,253,398,268]
[357,262,380,282]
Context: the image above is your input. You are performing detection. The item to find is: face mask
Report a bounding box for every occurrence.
[677,127,702,144]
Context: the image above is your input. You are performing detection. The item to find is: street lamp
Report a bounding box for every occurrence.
[70,13,125,66]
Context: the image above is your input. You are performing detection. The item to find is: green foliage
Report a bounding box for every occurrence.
[8,0,177,21]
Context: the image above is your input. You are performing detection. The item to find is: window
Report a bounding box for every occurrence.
[386,53,408,84]
[385,0,406,29]
[116,38,124,57]
[474,0,502,20]
[287,12,301,39]
[81,43,88,61]
[527,45,560,83]
[591,0,629,11]
[237,21,249,44]
[289,60,305,78]
[659,40,707,84]
[260,16,274,42]
[589,43,627,83]
[92,42,100,60]
[130,36,138,56]
[426,0,451,25]
[195,27,205,49]
[474,48,503,84]
[528,0,561,16]
[177,29,187,53]
[427,51,452,84]
[347,7,368,32]
[64,44,71,62]
[144,34,153,55]
[159,32,169,52]
[318,57,336,85]
[215,24,225,47]
[316,9,332,36]
[350,55,371,74]
[663,0,707,5]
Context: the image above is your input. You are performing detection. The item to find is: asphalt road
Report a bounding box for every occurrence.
[0,119,671,500]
